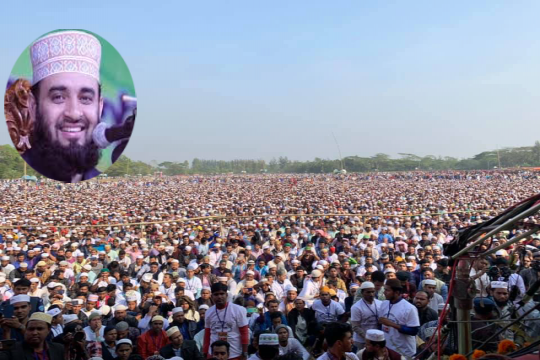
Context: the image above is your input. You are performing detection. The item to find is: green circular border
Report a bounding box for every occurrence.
[7,29,137,173]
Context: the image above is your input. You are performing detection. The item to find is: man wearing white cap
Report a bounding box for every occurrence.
[184,263,203,298]
[356,329,404,360]
[422,279,444,313]
[160,325,204,360]
[47,306,64,337]
[169,307,198,341]
[298,269,324,307]
[489,281,515,321]
[22,30,106,182]
[137,315,170,359]
[107,304,138,329]
[0,294,31,341]
[0,256,15,277]
[0,313,64,359]
[351,282,382,350]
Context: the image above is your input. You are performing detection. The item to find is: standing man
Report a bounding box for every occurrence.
[203,282,249,360]
[423,279,444,312]
[316,322,359,360]
[413,291,438,326]
[351,282,382,350]
[378,279,420,358]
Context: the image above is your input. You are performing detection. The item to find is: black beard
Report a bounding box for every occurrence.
[26,108,100,182]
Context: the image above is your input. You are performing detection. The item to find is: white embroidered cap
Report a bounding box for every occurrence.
[30,30,102,85]
[366,329,385,342]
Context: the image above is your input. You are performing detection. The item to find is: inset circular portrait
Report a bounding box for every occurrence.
[4,29,136,182]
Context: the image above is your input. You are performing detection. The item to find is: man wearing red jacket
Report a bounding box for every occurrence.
[203,283,249,360]
[137,315,170,359]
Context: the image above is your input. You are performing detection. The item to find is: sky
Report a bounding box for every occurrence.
[1,1,540,164]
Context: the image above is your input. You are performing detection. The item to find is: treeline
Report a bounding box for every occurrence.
[1,142,540,179]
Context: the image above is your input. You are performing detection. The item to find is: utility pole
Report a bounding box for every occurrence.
[332,132,344,171]
[497,146,502,169]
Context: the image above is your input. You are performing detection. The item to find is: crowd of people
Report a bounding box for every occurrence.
[0,171,540,360]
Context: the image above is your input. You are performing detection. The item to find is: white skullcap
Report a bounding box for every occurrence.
[10,294,31,304]
[187,263,198,271]
[366,329,385,342]
[30,31,102,85]
[47,308,62,317]
[259,333,279,345]
[63,314,79,324]
[311,270,322,278]
[166,326,180,337]
[424,279,437,286]
[491,281,508,289]
[199,304,209,311]
[172,307,184,315]
[116,339,132,347]
[142,274,153,282]
[360,281,375,290]
[384,268,395,274]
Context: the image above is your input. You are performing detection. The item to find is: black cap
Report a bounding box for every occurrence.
[396,271,410,282]
[437,258,449,267]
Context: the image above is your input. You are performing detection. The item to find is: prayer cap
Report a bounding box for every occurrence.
[30,31,101,85]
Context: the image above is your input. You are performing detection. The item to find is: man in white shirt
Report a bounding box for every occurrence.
[351,281,382,350]
[298,270,323,307]
[83,311,105,342]
[378,279,420,358]
[203,282,249,359]
[312,286,345,324]
[423,279,444,312]
[184,263,203,299]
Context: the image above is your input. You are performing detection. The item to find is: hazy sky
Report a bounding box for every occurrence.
[1,1,539,163]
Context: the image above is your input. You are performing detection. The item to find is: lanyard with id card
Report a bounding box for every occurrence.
[215,304,229,341]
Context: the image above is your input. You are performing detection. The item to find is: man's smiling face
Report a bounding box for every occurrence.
[36,72,103,148]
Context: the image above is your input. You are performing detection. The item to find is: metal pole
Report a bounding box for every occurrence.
[452,201,540,259]
[455,259,473,357]
[482,226,540,257]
